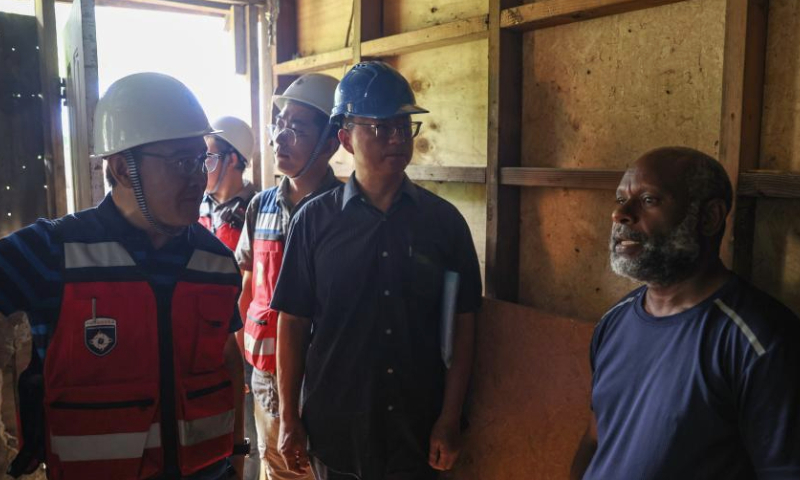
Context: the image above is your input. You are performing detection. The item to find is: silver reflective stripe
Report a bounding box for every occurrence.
[714,299,766,357]
[64,242,136,269]
[178,409,235,447]
[51,423,161,461]
[186,250,238,275]
[244,331,276,357]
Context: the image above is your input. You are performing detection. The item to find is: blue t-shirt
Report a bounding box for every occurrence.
[585,275,800,479]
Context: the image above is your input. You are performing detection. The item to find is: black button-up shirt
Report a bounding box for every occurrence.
[271,175,482,478]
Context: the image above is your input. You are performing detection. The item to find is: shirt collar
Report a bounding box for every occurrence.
[203,180,257,207]
[278,166,340,211]
[342,173,419,211]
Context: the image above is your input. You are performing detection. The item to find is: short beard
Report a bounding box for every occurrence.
[609,204,701,286]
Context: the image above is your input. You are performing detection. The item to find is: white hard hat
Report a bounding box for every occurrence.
[210,116,255,163]
[93,72,216,157]
[272,73,339,117]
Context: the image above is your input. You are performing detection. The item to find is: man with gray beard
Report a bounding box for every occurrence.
[570,147,800,480]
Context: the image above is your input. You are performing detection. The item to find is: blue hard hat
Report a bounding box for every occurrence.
[331,61,428,123]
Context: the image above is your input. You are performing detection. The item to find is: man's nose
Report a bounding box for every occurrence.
[612,200,635,225]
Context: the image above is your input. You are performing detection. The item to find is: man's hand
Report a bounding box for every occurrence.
[279,417,311,474]
[428,416,462,471]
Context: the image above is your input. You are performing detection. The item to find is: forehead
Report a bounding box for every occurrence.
[277,101,320,124]
[618,156,688,197]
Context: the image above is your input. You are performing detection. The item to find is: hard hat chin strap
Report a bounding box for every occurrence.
[206,154,230,196]
[123,150,184,237]
[290,124,331,180]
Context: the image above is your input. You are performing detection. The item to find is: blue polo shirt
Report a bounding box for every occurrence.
[586,275,800,479]
[0,194,242,480]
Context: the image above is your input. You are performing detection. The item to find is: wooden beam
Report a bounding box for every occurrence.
[93,0,230,15]
[328,164,486,184]
[500,0,688,32]
[737,171,800,198]
[245,4,261,189]
[273,47,352,75]
[35,0,67,217]
[718,0,769,278]
[273,16,488,76]
[259,2,275,188]
[486,1,522,302]
[274,0,297,64]
[233,5,246,75]
[501,167,624,190]
[361,15,488,58]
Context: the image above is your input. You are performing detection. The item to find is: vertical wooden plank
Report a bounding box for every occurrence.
[35,0,67,217]
[360,0,382,42]
[275,0,297,64]
[352,0,361,63]
[233,5,247,75]
[718,0,769,277]
[486,0,522,301]
[260,4,276,189]
[246,4,261,189]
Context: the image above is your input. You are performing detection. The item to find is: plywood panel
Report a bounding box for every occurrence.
[519,188,640,322]
[418,181,486,283]
[522,0,725,169]
[760,0,800,171]
[450,299,594,480]
[389,40,489,167]
[296,0,353,57]
[383,0,488,36]
[751,199,800,317]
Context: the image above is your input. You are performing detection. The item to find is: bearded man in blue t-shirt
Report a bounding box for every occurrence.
[571,146,800,480]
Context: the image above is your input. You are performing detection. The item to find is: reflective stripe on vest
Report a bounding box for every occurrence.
[178,409,235,447]
[64,242,135,268]
[187,249,239,275]
[244,331,275,358]
[50,423,161,462]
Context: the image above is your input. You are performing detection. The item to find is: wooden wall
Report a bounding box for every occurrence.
[752,0,800,315]
[519,0,726,321]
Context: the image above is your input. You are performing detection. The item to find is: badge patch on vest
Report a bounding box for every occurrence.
[85,317,117,356]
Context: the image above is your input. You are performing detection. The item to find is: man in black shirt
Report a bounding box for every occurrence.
[270,61,483,480]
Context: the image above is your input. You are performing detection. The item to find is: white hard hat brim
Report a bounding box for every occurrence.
[92,128,222,158]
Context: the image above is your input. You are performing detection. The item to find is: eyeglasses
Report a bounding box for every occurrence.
[137,150,216,175]
[267,122,315,147]
[344,121,422,141]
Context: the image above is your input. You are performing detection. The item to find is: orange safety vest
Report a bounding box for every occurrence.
[44,240,239,479]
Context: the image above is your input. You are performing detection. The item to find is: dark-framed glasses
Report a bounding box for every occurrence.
[345,121,422,141]
[137,150,215,175]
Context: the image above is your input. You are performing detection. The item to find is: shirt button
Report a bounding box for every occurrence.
[387,405,394,411]
[385,328,392,335]
[387,368,394,374]
[384,290,390,296]
[382,251,389,258]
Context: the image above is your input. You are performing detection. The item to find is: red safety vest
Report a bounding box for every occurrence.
[243,238,282,372]
[44,241,239,479]
[198,216,240,251]
[242,189,284,373]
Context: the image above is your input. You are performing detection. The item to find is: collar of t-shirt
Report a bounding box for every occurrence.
[203,180,258,210]
[277,166,340,213]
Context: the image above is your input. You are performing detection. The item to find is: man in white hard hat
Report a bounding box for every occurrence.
[2,72,247,480]
[199,116,259,480]
[234,73,341,480]
[199,116,259,252]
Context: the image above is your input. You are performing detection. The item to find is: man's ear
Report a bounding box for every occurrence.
[700,198,728,237]
[338,128,354,155]
[106,154,134,189]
